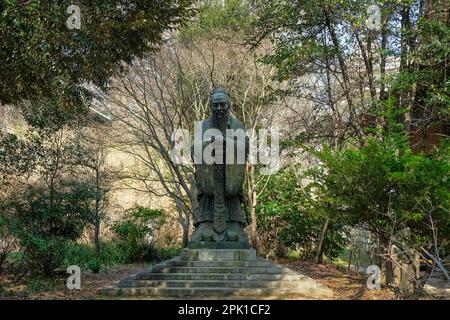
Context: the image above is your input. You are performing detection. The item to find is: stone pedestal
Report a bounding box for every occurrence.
[100,248,333,299]
[188,241,250,250]
[181,248,256,261]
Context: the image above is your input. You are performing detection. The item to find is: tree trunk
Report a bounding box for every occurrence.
[94,222,101,260]
[247,165,258,249]
[355,248,360,272]
[369,231,376,265]
[324,5,366,144]
[94,167,101,260]
[379,12,388,102]
[182,223,189,248]
[398,4,413,130]
[381,244,395,285]
[315,217,330,264]
[347,249,353,270]
[175,199,190,248]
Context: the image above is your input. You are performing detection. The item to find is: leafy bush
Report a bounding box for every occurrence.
[111,206,164,263]
[26,277,58,293]
[86,259,101,274]
[256,168,349,259]
[0,216,15,272]
[154,246,182,262]
[18,235,67,276]
[5,183,93,276]
[308,134,450,257]
[62,241,182,273]
[181,0,253,40]
[64,242,126,272]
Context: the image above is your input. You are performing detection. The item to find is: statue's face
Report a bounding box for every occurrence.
[211,93,229,120]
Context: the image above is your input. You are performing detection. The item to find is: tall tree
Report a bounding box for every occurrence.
[0,0,193,123]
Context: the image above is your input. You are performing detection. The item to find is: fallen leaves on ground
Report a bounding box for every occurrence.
[277,259,396,300]
[0,264,145,300]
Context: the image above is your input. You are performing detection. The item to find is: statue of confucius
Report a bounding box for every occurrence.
[189,88,250,249]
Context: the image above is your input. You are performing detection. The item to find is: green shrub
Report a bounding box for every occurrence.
[3,182,94,276]
[111,206,164,263]
[97,242,127,266]
[86,258,101,274]
[26,277,58,293]
[17,234,67,276]
[309,134,450,256]
[0,216,14,271]
[154,246,182,262]
[64,242,126,272]
[62,241,181,272]
[256,168,349,259]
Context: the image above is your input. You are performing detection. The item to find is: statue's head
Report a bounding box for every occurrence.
[211,88,230,120]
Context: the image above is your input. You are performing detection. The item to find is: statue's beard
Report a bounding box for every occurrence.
[212,110,227,128]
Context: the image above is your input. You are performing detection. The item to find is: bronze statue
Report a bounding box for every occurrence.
[189,88,250,249]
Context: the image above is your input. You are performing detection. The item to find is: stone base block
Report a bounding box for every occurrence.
[180,248,256,261]
[188,241,250,250]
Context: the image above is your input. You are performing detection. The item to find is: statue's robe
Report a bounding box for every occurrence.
[193,115,248,228]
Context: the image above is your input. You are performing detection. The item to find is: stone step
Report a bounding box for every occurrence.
[165,260,273,268]
[135,272,308,281]
[149,266,291,274]
[118,279,316,289]
[100,286,330,299]
[99,249,334,299]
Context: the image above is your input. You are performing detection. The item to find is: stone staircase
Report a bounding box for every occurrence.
[100,249,333,299]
